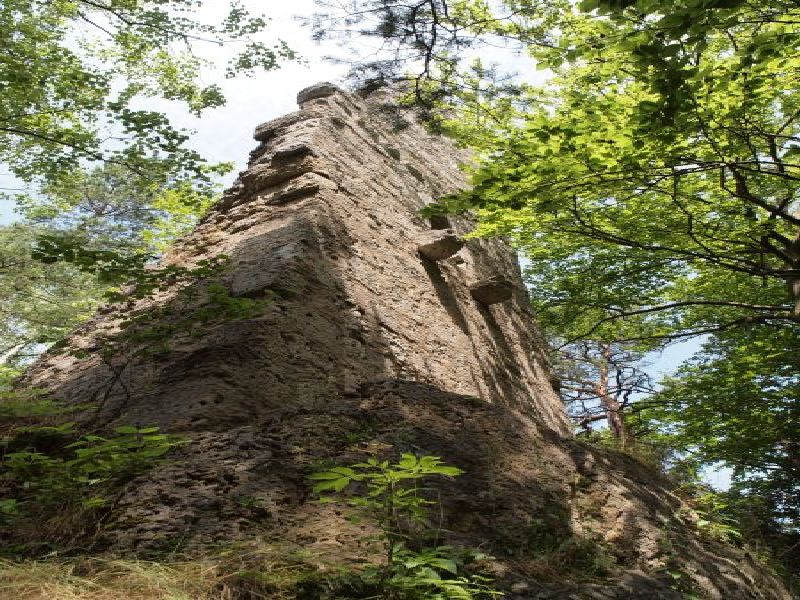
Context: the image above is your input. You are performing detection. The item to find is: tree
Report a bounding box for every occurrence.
[17,163,217,255]
[555,341,652,445]
[310,0,557,104]
[1,0,295,193]
[637,327,800,523]
[437,0,800,336]
[0,163,213,369]
[0,224,103,369]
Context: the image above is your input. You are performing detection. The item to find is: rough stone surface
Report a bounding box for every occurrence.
[297,82,341,104]
[253,110,306,142]
[417,228,465,261]
[470,275,515,305]
[16,85,793,599]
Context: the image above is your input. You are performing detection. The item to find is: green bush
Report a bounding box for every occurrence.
[2,424,185,515]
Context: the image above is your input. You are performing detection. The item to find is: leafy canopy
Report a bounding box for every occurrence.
[431,0,800,341]
[1,0,295,192]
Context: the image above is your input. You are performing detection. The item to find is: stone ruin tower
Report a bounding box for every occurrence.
[20,84,793,598]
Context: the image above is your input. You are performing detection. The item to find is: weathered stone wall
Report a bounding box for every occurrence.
[17,84,792,599]
[25,83,571,436]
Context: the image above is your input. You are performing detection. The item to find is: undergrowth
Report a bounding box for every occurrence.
[0,386,185,554]
[310,454,502,599]
[0,541,336,600]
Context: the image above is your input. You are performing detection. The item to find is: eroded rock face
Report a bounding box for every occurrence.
[26,83,570,434]
[17,84,792,599]
[296,81,340,104]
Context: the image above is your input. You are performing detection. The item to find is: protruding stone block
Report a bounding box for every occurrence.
[417,229,464,261]
[264,173,333,206]
[429,214,451,230]
[253,111,305,142]
[240,155,319,192]
[469,276,514,305]
[272,143,315,162]
[297,82,341,104]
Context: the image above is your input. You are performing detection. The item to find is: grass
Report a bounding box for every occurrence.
[0,542,336,600]
[0,558,219,600]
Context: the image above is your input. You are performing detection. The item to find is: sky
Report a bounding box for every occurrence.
[0,0,547,221]
[2,0,732,488]
[0,0,348,224]
[149,2,350,178]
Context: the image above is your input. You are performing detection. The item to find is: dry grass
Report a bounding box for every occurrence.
[0,542,336,600]
[0,558,224,600]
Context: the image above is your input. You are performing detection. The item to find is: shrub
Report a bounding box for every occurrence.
[310,454,502,599]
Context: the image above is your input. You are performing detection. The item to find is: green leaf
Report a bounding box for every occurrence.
[428,558,459,574]
[312,478,351,494]
[308,471,348,481]
[114,426,140,434]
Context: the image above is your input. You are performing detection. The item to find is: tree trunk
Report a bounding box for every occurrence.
[595,343,629,446]
[789,227,800,318]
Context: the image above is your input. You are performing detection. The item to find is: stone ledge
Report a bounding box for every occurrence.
[297,82,342,105]
[272,143,316,162]
[240,141,326,194]
[417,229,464,261]
[261,172,335,206]
[469,276,514,305]
[253,111,306,142]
